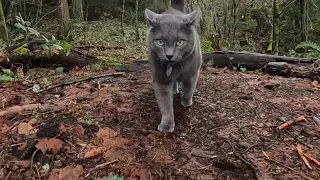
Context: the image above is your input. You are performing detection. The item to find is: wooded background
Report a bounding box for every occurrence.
[0,0,319,58]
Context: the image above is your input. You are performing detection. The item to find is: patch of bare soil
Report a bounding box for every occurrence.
[0,66,320,180]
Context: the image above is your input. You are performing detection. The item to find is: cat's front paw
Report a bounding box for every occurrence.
[158,123,175,132]
[181,98,193,107]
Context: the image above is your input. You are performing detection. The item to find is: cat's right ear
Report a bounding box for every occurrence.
[145,9,160,27]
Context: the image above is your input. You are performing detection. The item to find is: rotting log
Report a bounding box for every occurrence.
[202,51,317,70]
[0,48,97,72]
[126,51,319,81]
[265,62,320,81]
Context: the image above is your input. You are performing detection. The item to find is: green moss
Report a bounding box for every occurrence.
[200,38,213,53]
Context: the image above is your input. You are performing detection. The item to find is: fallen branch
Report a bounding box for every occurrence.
[224,140,260,180]
[89,160,118,172]
[277,116,307,130]
[37,72,125,93]
[263,153,315,180]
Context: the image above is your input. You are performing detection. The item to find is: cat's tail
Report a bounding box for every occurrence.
[171,0,185,12]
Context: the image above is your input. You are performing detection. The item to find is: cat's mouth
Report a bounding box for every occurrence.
[160,60,178,66]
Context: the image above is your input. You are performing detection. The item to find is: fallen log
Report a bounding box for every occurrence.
[265,62,320,81]
[127,51,319,81]
[202,51,317,70]
[0,48,97,73]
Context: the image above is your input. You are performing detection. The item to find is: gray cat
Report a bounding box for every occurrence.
[144,0,202,132]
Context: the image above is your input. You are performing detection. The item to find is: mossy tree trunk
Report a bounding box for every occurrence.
[135,0,140,40]
[0,0,9,42]
[72,0,84,21]
[300,0,308,42]
[57,0,71,37]
[272,0,280,54]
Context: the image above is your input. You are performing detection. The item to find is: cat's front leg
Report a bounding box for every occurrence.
[181,70,199,107]
[153,82,175,132]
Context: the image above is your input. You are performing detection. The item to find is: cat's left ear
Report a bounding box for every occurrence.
[145,9,161,27]
[184,10,201,26]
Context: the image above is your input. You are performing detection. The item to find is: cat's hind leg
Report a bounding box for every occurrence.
[181,70,199,107]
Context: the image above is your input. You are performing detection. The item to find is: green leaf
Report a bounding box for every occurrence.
[0,75,14,83]
[41,35,49,43]
[13,44,30,56]
[41,44,49,50]
[1,69,14,77]
[51,36,56,41]
[58,41,72,56]
[14,23,27,32]
[27,27,40,37]
[55,67,64,73]
[12,34,25,42]
[24,21,31,26]
[51,44,64,50]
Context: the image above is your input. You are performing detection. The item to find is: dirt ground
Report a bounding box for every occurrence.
[0,65,320,180]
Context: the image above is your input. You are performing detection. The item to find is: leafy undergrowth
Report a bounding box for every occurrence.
[68,20,148,66]
[0,65,320,180]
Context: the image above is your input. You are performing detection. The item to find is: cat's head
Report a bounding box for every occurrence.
[145,9,200,65]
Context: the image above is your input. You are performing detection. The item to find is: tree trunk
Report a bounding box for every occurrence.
[231,0,237,48]
[57,0,71,37]
[121,0,125,36]
[72,0,84,21]
[300,0,308,42]
[0,0,9,42]
[4,0,14,24]
[272,0,280,54]
[135,0,140,40]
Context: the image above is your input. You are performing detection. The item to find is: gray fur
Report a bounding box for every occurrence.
[145,2,202,132]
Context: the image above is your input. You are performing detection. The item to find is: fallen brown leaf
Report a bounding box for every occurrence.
[262,151,270,159]
[74,124,85,137]
[36,138,63,154]
[18,122,33,135]
[9,160,31,168]
[296,145,312,170]
[84,147,106,159]
[311,81,320,88]
[0,104,41,116]
[304,153,320,167]
[297,116,307,121]
[48,165,84,180]
[28,118,38,125]
[96,127,118,138]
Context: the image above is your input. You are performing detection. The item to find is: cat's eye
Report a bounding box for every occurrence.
[176,40,185,46]
[156,40,164,46]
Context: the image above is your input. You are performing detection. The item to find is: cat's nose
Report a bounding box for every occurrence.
[166,55,173,60]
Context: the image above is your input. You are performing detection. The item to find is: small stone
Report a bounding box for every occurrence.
[278,116,287,122]
[312,116,320,125]
[54,160,62,168]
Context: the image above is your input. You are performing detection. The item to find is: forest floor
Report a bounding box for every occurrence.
[0,63,320,180]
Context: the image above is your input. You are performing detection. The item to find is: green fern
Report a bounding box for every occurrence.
[295,41,320,58]
[295,41,320,53]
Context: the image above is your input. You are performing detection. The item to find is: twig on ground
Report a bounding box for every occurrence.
[224,140,261,180]
[285,130,312,149]
[30,149,40,171]
[264,157,314,180]
[241,143,261,154]
[89,160,118,172]
[5,171,12,180]
[191,148,218,159]
[37,72,125,93]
